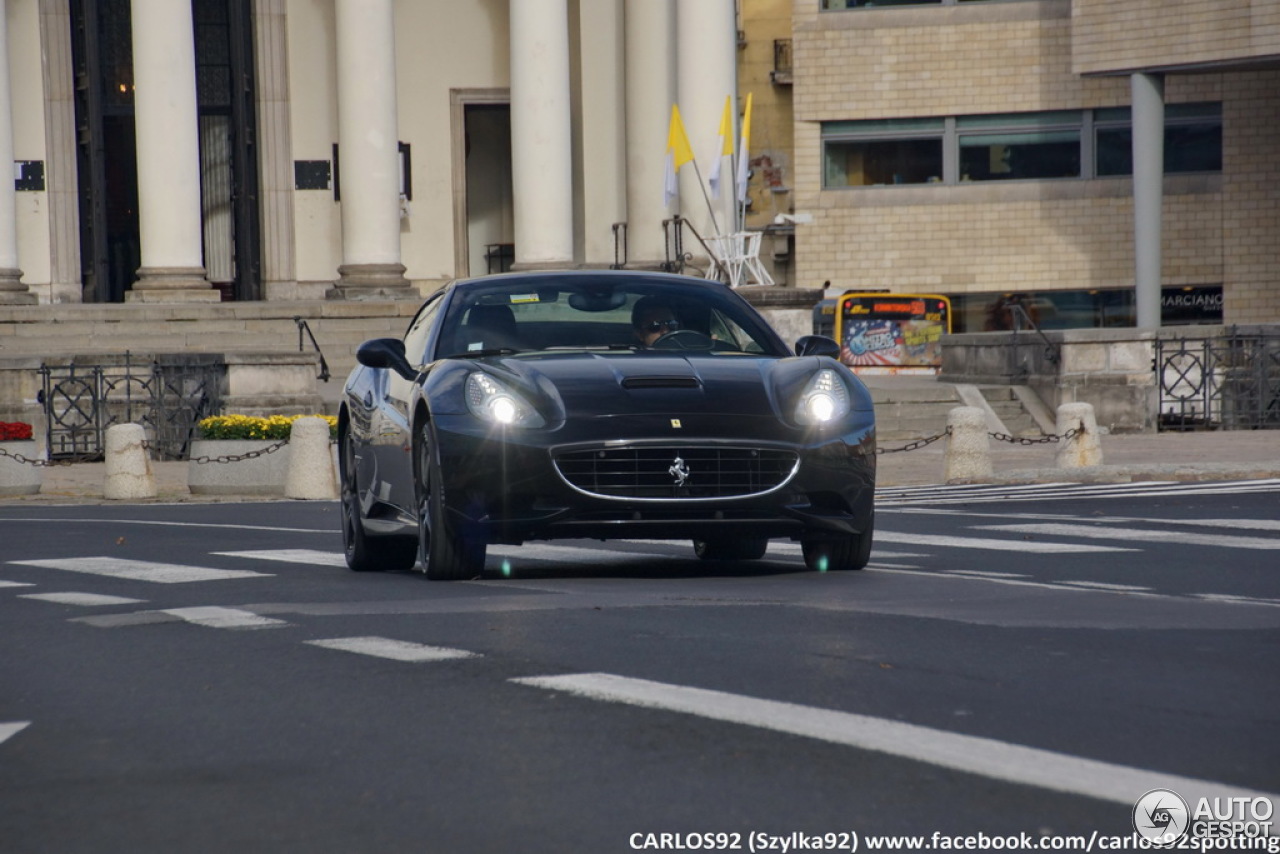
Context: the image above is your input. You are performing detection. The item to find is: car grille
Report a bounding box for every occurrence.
[554,446,799,500]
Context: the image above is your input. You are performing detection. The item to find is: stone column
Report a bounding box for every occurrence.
[675,0,738,246]
[0,0,32,304]
[127,0,217,303]
[624,0,675,267]
[1132,72,1164,329]
[510,0,574,268]
[253,0,298,301]
[330,0,412,299]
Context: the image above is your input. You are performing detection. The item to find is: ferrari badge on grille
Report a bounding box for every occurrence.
[668,456,691,487]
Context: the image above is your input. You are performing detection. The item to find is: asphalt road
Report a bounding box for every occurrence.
[2,479,1278,854]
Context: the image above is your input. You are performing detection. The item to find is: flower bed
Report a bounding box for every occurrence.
[0,421,33,441]
[197,414,337,441]
[188,414,336,496]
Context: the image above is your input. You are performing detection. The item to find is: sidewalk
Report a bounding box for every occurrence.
[5,429,1278,503]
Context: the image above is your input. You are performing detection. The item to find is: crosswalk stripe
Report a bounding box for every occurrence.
[305,636,479,662]
[10,557,272,584]
[0,580,35,588]
[161,606,289,630]
[19,592,146,606]
[873,530,1134,553]
[0,722,30,746]
[976,523,1280,550]
[877,478,1280,506]
[215,549,348,567]
[511,672,1278,807]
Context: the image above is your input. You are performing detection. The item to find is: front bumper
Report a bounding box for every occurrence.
[432,411,876,544]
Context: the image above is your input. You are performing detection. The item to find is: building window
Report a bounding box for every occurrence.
[1094,103,1223,177]
[958,112,1081,181]
[822,118,943,186]
[822,104,1222,189]
[821,0,1022,8]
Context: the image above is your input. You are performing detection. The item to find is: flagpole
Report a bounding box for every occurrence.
[689,159,720,237]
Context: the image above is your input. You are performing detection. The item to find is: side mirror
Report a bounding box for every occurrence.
[794,335,841,358]
[356,338,416,380]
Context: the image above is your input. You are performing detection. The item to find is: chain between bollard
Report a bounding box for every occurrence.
[190,438,291,465]
[876,427,951,455]
[0,446,74,468]
[987,426,1081,446]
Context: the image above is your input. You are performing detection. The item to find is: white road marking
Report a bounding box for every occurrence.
[1191,593,1280,608]
[305,636,479,662]
[977,523,1280,550]
[512,672,1278,806]
[489,542,675,563]
[0,580,35,588]
[873,530,1134,553]
[19,592,146,606]
[215,549,348,567]
[10,557,272,584]
[1056,581,1152,593]
[0,517,333,533]
[0,722,30,745]
[161,606,289,630]
[877,479,1280,505]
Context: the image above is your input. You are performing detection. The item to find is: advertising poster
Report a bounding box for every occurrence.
[835,294,951,370]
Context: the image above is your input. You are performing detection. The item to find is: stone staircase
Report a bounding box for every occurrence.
[862,375,1049,443]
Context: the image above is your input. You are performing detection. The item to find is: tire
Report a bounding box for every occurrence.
[801,514,873,572]
[340,431,416,573]
[415,420,486,581]
[693,537,768,561]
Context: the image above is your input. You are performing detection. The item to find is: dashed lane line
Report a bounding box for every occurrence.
[305,636,480,662]
[511,672,1278,807]
[977,523,1280,551]
[160,606,290,630]
[19,592,146,607]
[9,557,272,584]
[872,531,1135,554]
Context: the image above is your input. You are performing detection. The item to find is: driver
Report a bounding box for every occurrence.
[631,296,682,347]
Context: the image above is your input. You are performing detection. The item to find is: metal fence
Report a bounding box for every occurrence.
[1156,330,1280,431]
[39,354,223,460]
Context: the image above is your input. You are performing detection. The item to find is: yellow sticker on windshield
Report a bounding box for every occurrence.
[509,294,540,304]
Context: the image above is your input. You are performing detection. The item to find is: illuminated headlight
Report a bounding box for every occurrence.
[465,373,545,427]
[796,368,851,425]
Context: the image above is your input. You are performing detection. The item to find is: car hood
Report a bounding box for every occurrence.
[453,351,872,428]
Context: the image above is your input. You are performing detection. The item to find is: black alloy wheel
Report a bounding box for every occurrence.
[415,419,486,581]
[341,429,416,572]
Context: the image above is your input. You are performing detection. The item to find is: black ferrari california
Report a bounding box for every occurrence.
[339,270,876,579]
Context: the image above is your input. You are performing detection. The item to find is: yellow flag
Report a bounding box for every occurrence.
[736,93,753,203]
[667,104,694,169]
[709,96,734,199]
[665,104,695,206]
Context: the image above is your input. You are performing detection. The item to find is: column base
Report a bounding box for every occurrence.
[326,263,415,300]
[126,267,220,303]
[0,269,35,305]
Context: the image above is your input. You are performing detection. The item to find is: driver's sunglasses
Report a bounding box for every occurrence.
[643,318,680,333]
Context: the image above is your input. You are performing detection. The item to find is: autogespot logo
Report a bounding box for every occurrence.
[1134,788,1191,845]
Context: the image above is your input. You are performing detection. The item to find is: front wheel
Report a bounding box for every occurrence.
[801,522,873,573]
[415,421,486,581]
[340,431,416,573]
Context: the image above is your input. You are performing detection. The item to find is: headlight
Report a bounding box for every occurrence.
[795,368,851,425]
[465,373,545,428]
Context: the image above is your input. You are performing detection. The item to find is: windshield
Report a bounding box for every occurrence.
[434,275,787,359]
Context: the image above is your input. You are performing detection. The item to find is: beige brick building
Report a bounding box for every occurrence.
[789,0,1280,329]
